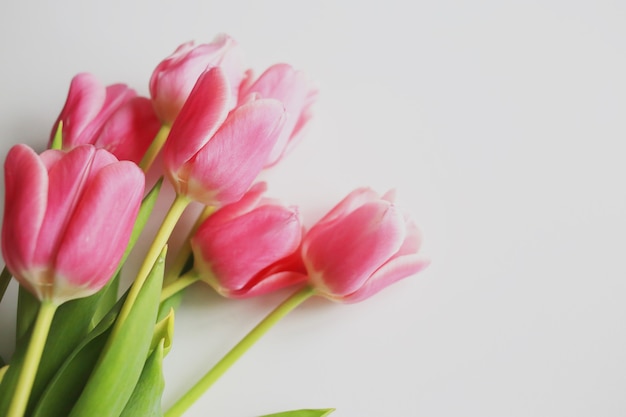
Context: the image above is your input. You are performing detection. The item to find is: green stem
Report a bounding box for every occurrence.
[163,205,215,286]
[6,300,57,417]
[164,286,315,417]
[139,124,171,172]
[113,193,189,332]
[0,266,12,304]
[160,270,200,302]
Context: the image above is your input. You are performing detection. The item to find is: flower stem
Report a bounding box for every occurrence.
[0,266,12,304]
[163,205,215,286]
[6,300,57,417]
[164,286,315,417]
[114,193,189,331]
[139,124,171,172]
[160,270,200,302]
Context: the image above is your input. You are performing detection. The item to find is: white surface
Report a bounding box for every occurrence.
[1,1,626,416]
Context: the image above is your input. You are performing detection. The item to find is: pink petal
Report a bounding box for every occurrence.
[344,256,430,303]
[33,146,99,267]
[184,98,285,205]
[163,67,231,179]
[304,201,406,296]
[229,271,308,299]
[2,145,48,277]
[51,73,105,148]
[193,205,301,292]
[205,182,267,226]
[240,64,317,166]
[316,187,380,225]
[95,96,162,163]
[55,161,144,291]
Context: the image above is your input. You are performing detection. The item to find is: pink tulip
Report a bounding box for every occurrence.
[50,73,160,163]
[162,66,286,207]
[1,144,145,304]
[302,188,429,303]
[239,64,318,167]
[150,34,246,124]
[191,183,306,298]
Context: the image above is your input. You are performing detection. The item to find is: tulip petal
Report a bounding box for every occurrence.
[55,161,144,296]
[95,96,161,163]
[193,205,301,292]
[51,73,105,148]
[230,271,308,299]
[305,202,406,296]
[204,182,267,226]
[2,145,48,279]
[240,64,318,166]
[163,66,231,179]
[345,255,430,303]
[316,187,381,225]
[33,146,99,267]
[185,98,285,205]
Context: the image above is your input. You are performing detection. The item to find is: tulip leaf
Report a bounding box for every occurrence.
[119,338,166,417]
[0,282,115,416]
[259,409,336,417]
[15,285,38,342]
[0,365,7,384]
[50,121,63,150]
[151,308,174,357]
[67,247,165,417]
[0,266,11,304]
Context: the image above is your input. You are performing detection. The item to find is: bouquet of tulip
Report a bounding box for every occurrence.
[0,34,428,417]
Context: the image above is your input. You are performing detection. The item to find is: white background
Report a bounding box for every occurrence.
[1,1,626,416]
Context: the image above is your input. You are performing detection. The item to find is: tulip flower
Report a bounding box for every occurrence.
[162,66,286,207]
[301,188,429,303]
[239,63,318,167]
[50,73,160,163]
[150,34,246,124]
[190,182,306,298]
[1,144,145,304]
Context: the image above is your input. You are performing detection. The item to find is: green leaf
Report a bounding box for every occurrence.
[30,293,128,417]
[15,285,38,342]
[90,272,121,328]
[50,121,63,150]
[0,282,114,416]
[119,339,166,417]
[151,308,175,357]
[158,285,184,321]
[68,247,165,417]
[0,365,7,384]
[259,409,335,417]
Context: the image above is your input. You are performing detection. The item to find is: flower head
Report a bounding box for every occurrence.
[1,144,145,304]
[162,67,285,207]
[302,188,429,303]
[50,73,160,163]
[191,183,307,298]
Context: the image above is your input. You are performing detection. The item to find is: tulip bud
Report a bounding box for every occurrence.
[1,144,145,304]
[302,188,429,303]
[50,73,160,163]
[162,67,286,207]
[150,34,246,124]
[239,64,318,167]
[191,183,307,298]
